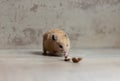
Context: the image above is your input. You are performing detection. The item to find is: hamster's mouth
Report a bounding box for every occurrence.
[54,49,66,53]
[59,51,66,54]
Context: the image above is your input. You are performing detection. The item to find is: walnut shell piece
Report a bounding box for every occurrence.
[64,57,70,61]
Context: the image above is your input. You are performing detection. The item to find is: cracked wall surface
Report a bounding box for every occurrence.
[0,0,120,49]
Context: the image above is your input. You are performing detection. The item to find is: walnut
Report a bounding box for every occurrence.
[72,57,82,63]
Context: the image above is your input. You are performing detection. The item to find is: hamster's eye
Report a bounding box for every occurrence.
[52,35,57,41]
[59,44,63,48]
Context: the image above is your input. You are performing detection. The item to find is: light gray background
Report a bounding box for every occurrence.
[0,0,120,49]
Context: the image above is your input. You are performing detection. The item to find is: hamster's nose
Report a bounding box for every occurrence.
[64,52,68,57]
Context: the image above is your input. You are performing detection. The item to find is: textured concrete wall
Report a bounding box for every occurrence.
[0,0,120,49]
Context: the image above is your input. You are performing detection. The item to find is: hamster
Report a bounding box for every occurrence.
[43,29,70,57]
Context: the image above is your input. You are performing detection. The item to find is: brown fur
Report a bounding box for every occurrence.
[43,29,70,57]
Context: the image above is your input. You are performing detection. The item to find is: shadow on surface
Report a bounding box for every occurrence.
[29,51,43,55]
[29,51,63,57]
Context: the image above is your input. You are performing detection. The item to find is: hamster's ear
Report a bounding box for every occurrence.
[64,33,69,37]
[52,34,57,41]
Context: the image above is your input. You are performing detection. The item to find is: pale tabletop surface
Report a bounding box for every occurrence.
[0,49,119,81]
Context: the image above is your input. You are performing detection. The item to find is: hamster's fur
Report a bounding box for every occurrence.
[43,29,70,57]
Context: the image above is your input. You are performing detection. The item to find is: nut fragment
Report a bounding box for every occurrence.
[64,57,70,61]
[64,58,70,61]
[72,57,82,63]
